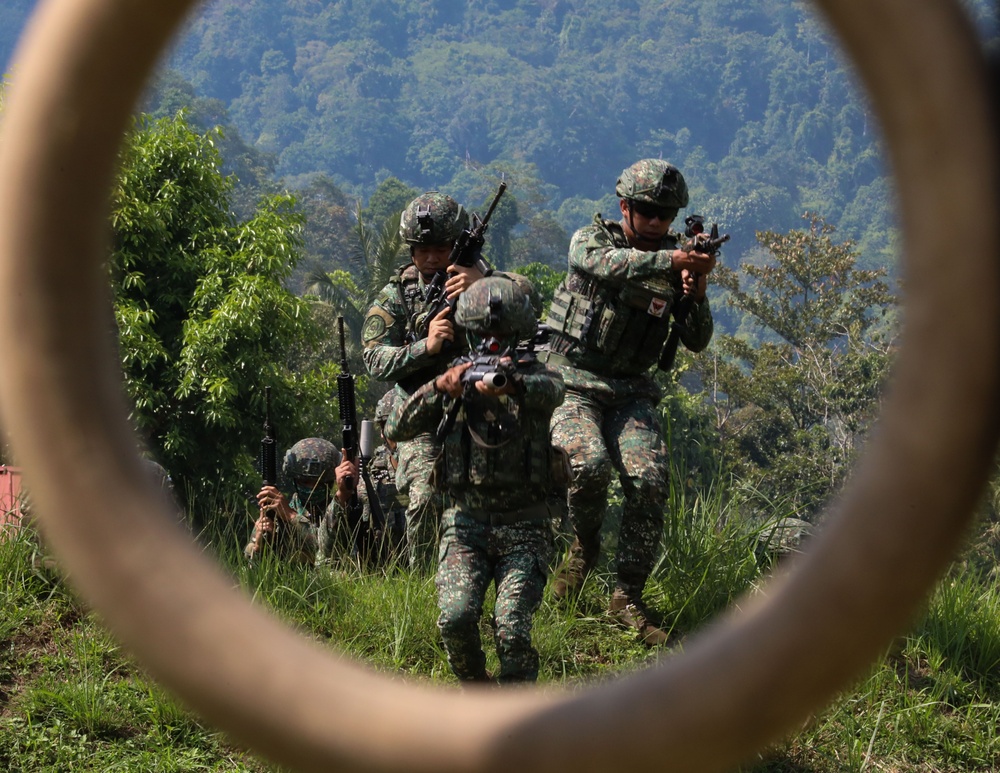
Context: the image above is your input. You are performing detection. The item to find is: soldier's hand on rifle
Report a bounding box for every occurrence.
[435,361,473,398]
[445,263,485,299]
[334,454,358,506]
[248,488,292,556]
[671,246,716,277]
[681,269,708,301]
[247,515,271,556]
[426,306,456,355]
[256,485,296,523]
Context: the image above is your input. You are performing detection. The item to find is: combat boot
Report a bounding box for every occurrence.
[551,536,599,599]
[608,588,670,647]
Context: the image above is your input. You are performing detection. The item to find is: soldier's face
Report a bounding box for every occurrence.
[621,199,674,248]
[411,244,454,278]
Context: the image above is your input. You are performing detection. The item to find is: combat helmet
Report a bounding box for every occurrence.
[455,276,537,341]
[282,438,341,495]
[399,192,469,246]
[494,270,543,318]
[615,159,689,209]
[373,390,399,431]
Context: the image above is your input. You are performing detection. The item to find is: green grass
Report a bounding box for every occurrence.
[3,483,1000,772]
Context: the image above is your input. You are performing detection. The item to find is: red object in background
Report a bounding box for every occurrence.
[0,465,23,534]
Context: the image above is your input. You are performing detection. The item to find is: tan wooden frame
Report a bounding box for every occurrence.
[0,1,996,770]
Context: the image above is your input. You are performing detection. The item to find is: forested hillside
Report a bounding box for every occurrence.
[3,0,996,278]
[168,0,893,264]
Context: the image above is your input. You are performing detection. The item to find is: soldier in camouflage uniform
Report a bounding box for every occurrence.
[323,390,409,567]
[247,437,342,565]
[542,159,717,646]
[361,192,488,569]
[385,277,565,685]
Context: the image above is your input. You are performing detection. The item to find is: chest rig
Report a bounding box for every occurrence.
[438,395,551,495]
[545,216,682,376]
[392,264,428,342]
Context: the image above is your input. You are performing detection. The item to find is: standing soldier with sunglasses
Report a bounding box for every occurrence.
[541,159,717,645]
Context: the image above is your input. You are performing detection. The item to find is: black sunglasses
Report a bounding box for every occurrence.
[629,201,676,221]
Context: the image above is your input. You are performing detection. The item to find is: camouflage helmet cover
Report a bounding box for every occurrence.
[615,159,689,209]
[493,271,543,319]
[399,192,469,246]
[455,275,537,339]
[282,438,341,484]
[374,390,399,428]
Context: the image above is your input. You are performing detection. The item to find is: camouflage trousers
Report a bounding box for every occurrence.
[436,509,554,684]
[549,387,668,597]
[395,432,444,571]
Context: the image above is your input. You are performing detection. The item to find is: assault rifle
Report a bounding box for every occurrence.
[413,182,507,341]
[260,387,278,488]
[657,215,730,372]
[258,386,279,539]
[336,317,386,559]
[435,334,517,442]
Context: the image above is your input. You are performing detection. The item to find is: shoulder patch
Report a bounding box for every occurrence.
[362,308,393,345]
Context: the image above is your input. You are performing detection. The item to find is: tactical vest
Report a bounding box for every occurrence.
[386,264,443,394]
[369,446,408,514]
[391,264,428,342]
[437,395,554,501]
[546,216,682,377]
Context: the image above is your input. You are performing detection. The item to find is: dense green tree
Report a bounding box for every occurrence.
[143,71,280,220]
[701,214,896,518]
[291,174,356,291]
[513,263,565,315]
[303,203,408,365]
[361,176,419,232]
[110,114,339,518]
[509,213,570,270]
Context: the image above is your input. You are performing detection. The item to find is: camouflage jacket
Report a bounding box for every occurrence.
[545,214,713,385]
[363,444,408,518]
[361,263,460,394]
[385,363,565,514]
[316,445,407,565]
[244,493,320,565]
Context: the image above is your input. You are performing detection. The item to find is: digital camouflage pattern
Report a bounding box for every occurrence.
[393,434,443,568]
[282,438,340,493]
[316,445,407,567]
[243,493,321,565]
[454,275,537,341]
[549,383,667,598]
[436,516,553,682]
[363,444,408,555]
[362,264,458,393]
[547,216,713,378]
[615,158,689,209]
[398,192,469,246]
[386,351,564,683]
[374,389,398,428]
[544,178,714,606]
[245,438,338,565]
[496,271,543,319]
[362,264,458,568]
